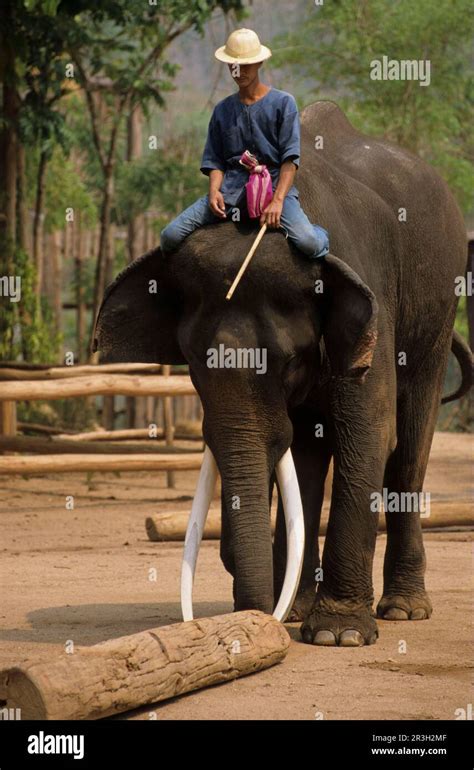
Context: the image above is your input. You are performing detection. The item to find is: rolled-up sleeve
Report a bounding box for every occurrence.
[200,110,225,176]
[278,99,300,168]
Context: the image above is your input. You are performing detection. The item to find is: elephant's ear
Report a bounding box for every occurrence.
[320,254,378,379]
[92,247,186,364]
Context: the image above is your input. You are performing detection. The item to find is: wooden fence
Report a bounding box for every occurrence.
[0,362,203,485]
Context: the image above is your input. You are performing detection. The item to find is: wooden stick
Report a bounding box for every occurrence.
[226,223,267,300]
[0,611,289,720]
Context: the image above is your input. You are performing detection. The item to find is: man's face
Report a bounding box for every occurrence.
[228,62,262,86]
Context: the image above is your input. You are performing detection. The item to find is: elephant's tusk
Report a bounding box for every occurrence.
[273,449,305,622]
[180,446,218,621]
[180,446,304,624]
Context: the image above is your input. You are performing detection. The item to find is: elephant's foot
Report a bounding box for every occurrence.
[377,591,432,621]
[301,595,378,647]
[286,585,316,623]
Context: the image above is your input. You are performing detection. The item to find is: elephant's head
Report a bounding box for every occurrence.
[93,222,378,618]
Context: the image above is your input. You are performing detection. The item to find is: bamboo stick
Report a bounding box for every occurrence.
[226,223,267,300]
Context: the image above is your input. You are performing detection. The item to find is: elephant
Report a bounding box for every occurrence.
[94,101,472,647]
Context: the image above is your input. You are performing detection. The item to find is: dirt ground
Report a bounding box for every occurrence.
[0,431,472,720]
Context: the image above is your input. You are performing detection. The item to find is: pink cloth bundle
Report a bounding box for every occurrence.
[239,150,273,218]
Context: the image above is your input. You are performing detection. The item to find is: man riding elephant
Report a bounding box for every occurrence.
[94,51,471,646]
[160,28,329,260]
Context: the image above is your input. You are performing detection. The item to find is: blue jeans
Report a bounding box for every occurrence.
[160,193,329,259]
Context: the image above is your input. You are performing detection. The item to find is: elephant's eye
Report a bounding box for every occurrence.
[282,355,301,388]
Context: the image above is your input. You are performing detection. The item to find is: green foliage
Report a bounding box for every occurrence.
[43,148,98,232]
[115,118,208,222]
[67,1,245,114]
[0,249,61,362]
[271,0,474,212]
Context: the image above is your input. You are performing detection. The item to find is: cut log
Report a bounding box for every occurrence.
[0,453,203,475]
[0,375,196,401]
[147,508,277,541]
[146,509,223,541]
[1,611,289,720]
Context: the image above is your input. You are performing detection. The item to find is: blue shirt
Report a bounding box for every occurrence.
[200,87,300,206]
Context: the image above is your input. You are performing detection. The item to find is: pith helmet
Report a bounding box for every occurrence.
[214,28,272,65]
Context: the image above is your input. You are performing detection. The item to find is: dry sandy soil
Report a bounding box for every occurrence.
[0,432,472,720]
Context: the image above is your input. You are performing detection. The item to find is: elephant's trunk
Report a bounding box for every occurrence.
[181,444,304,622]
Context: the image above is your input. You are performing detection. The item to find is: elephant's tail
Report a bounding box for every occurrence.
[441,329,473,404]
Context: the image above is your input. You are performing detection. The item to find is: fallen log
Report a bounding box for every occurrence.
[146,500,472,541]
[0,453,203,475]
[1,611,289,720]
[0,375,196,401]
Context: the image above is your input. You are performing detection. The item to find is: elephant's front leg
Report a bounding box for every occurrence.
[301,381,394,647]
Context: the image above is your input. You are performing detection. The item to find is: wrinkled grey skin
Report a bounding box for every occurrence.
[94,102,472,647]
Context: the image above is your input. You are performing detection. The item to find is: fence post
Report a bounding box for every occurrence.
[0,401,17,437]
[162,365,175,488]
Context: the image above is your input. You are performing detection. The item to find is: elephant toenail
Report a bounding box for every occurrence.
[314,630,337,646]
[383,608,409,620]
[369,632,378,645]
[339,630,364,647]
[410,608,427,620]
[302,629,313,644]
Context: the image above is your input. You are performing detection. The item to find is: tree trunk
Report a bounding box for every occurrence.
[16,142,28,251]
[126,104,143,263]
[51,231,63,343]
[91,169,114,341]
[33,148,47,302]
[75,213,86,362]
[0,81,18,273]
[125,106,143,426]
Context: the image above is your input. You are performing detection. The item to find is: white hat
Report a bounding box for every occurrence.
[214,28,272,65]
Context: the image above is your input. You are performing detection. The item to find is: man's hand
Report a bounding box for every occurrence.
[260,196,283,228]
[209,189,226,218]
